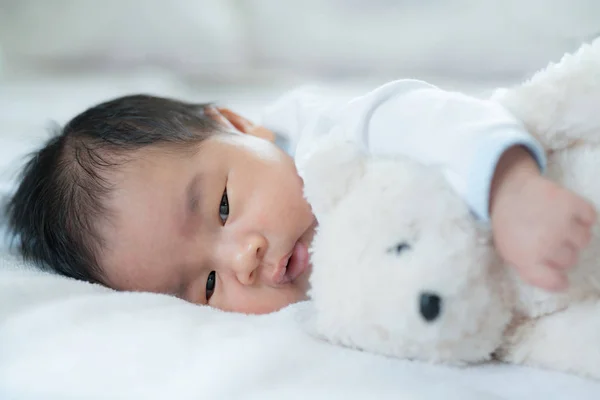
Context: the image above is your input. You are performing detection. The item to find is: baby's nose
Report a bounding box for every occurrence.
[419,291,442,322]
[230,232,267,285]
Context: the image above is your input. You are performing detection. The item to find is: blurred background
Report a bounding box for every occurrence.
[0,0,599,186]
[2,0,599,83]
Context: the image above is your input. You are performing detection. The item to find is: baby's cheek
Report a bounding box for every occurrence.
[254,206,273,226]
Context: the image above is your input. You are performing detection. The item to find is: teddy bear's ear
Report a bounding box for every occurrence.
[491,37,600,150]
[299,140,365,218]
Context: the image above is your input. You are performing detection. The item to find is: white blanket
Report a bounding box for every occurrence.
[1,73,599,399]
[0,252,599,400]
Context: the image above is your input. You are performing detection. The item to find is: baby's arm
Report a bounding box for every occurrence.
[363,80,596,291]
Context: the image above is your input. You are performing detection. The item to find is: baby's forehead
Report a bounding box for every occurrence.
[106,140,200,177]
[97,167,189,294]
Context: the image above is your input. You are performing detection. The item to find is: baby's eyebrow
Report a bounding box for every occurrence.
[181,173,202,236]
[187,174,202,210]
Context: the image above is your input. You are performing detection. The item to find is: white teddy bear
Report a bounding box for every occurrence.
[300,38,600,380]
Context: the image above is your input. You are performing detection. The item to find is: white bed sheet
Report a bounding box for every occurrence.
[0,72,599,399]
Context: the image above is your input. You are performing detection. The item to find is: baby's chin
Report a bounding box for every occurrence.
[229,276,311,315]
[267,273,313,314]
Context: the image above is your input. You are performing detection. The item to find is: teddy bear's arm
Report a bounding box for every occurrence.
[497,299,600,380]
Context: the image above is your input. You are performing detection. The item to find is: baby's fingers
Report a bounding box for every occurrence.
[575,200,597,226]
[546,244,578,270]
[568,220,593,250]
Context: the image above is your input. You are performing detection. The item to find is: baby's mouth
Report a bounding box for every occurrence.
[273,241,310,285]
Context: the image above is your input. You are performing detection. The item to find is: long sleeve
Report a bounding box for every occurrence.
[261,79,547,223]
[364,79,547,222]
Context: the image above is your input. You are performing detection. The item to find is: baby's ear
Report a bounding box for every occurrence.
[217,107,276,142]
[299,140,365,218]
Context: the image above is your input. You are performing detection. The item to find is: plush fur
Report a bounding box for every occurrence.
[300,37,600,380]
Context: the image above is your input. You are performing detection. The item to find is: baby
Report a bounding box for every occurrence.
[6,80,597,314]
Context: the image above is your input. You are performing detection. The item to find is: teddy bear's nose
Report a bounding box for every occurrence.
[419,292,442,322]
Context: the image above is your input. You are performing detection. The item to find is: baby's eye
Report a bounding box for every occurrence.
[206,271,216,302]
[219,189,229,223]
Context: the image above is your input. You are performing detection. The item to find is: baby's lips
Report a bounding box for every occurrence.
[269,249,293,286]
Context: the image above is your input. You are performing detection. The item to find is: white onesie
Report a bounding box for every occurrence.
[260,79,546,223]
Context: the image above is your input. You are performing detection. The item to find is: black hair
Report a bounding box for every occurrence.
[5,94,223,284]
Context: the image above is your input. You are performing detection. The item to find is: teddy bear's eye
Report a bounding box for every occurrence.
[387,242,411,255]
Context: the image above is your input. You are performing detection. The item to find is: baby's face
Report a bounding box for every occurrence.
[98,130,316,314]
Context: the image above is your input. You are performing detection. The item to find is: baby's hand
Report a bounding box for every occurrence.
[489,147,597,291]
